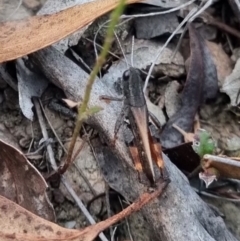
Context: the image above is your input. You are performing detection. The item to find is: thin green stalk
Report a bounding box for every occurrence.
[61,0,127,173]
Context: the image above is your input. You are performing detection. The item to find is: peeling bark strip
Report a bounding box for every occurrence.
[30,45,236,241]
[160,24,218,149]
[0,0,143,63]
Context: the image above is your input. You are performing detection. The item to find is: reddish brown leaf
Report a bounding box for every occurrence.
[0,180,168,241]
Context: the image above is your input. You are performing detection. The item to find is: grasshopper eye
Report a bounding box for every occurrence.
[123,70,130,81]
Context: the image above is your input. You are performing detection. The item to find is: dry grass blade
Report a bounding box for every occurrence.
[0,0,142,63]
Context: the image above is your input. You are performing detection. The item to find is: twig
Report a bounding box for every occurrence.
[111,226,118,241]
[121,0,196,19]
[193,187,240,202]
[73,162,98,196]
[33,97,109,241]
[188,0,213,22]
[71,138,86,163]
[86,37,120,59]
[33,98,58,169]
[172,124,188,137]
[105,184,113,238]
[170,25,188,62]
[114,30,129,68]
[203,154,240,168]
[70,48,92,73]
[25,138,53,157]
[203,15,240,39]
[27,122,34,153]
[39,99,67,152]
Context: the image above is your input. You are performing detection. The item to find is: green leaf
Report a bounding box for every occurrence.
[78,106,103,121]
[192,129,216,159]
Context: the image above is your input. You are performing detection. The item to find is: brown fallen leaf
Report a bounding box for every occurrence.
[0,0,142,63]
[0,139,55,221]
[0,180,168,241]
[221,58,240,106]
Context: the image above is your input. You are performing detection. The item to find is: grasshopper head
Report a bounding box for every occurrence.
[122,67,145,107]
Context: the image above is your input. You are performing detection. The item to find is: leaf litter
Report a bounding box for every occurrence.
[2,0,240,240]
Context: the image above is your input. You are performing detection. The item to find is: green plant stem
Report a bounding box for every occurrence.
[62,0,127,173]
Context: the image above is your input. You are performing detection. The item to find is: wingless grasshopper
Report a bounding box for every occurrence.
[101,67,168,186]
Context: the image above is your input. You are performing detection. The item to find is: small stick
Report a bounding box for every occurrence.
[203,14,240,39]
[172,124,194,143]
[203,154,240,168]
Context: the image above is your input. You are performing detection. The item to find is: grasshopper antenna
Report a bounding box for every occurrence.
[114,31,129,68]
[131,35,135,67]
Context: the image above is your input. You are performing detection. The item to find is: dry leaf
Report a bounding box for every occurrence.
[221,58,240,106]
[0,0,142,63]
[16,59,48,120]
[206,41,233,87]
[134,12,180,39]
[160,24,218,148]
[62,98,80,109]
[146,97,166,126]
[0,139,55,221]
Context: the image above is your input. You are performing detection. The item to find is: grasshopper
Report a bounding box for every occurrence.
[101,67,166,186]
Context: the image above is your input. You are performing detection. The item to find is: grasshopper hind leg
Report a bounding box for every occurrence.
[128,145,155,186]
